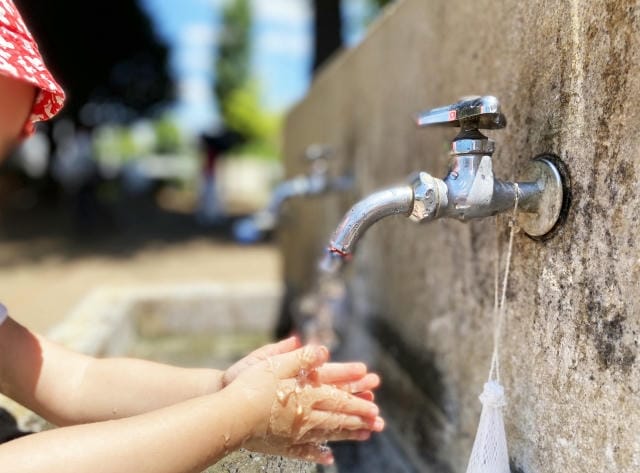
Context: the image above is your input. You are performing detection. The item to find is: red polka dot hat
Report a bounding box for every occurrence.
[0,0,65,136]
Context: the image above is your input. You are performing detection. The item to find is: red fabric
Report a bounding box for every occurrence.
[0,0,65,136]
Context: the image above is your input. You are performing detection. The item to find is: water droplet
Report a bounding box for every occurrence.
[266,357,275,373]
[318,442,331,454]
[222,432,231,454]
[299,345,315,364]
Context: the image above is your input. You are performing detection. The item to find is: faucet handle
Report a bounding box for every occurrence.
[415,95,507,130]
[303,144,333,175]
[304,144,333,161]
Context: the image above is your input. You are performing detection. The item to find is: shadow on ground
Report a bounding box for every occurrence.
[0,184,269,267]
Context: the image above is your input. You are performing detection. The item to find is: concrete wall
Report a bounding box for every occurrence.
[280,1,640,472]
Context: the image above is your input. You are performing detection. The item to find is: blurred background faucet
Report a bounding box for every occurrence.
[321,95,567,273]
[233,143,354,243]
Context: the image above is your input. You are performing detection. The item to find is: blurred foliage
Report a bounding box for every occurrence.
[371,0,394,8]
[221,82,281,159]
[93,115,189,169]
[363,0,396,26]
[153,116,184,155]
[214,0,281,160]
[94,126,141,165]
[15,0,173,125]
[214,0,251,120]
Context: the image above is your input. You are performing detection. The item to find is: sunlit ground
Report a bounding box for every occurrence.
[0,186,281,334]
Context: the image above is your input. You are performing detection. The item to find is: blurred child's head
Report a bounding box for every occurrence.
[0,74,35,158]
[0,0,65,159]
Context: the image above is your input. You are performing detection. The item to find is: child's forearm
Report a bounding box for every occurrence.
[0,388,255,473]
[58,356,226,424]
[0,318,225,425]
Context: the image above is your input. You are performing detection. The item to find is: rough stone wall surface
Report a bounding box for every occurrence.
[280,1,640,472]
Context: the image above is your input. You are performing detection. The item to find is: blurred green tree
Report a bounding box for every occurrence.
[213,0,281,159]
[15,0,173,125]
[222,82,281,158]
[153,116,184,155]
[214,0,251,124]
[372,0,394,8]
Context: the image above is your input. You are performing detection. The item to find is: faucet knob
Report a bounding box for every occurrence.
[304,144,333,161]
[303,144,333,174]
[414,95,507,130]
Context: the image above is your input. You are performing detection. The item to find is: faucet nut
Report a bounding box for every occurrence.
[409,172,447,222]
[451,138,495,155]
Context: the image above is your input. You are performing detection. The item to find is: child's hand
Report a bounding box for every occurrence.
[221,336,303,388]
[224,344,384,465]
[222,337,381,398]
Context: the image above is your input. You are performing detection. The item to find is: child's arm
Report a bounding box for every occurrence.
[0,317,378,426]
[0,316,223,425]
[0,345,383,471]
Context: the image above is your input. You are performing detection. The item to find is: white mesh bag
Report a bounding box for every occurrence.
[465,380,510,473]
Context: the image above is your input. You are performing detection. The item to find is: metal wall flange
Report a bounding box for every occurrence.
[518,154,571,240]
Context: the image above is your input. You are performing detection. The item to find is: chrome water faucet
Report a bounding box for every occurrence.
[321,96,567,271]
[233,144,354,242]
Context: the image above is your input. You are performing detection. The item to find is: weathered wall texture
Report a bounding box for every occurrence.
[280,1,640,472]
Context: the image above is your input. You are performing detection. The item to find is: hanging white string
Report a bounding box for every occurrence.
[488,183,520,383]
[465,184,520,473]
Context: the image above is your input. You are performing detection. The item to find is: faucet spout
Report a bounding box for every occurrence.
[264,171,355,220]
[231,177,308,243]
[267,175,317,214]
[320,185,414,273]
[233,144,354,243]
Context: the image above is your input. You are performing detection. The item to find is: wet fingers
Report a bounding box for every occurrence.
[335,373,381,394]
[307,411,385,432]
[269,345,330,378]
[312,385,379,418]
[355,391,374,401]
[313,362,367,384]
[222,337,301,385]
[260,336,302,357]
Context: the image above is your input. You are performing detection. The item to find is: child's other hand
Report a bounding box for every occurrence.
[221,336,302,387]
[222,337,381,398]
[225,345,384,465]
